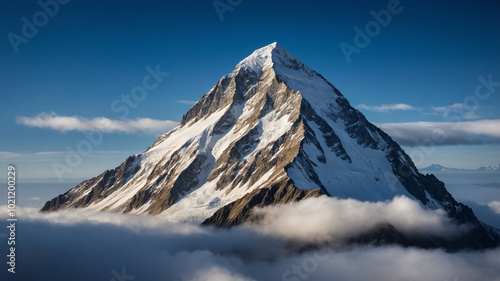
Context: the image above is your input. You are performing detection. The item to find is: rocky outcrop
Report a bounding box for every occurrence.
[203,179,323,228]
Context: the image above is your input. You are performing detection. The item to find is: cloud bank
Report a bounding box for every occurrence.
[248,196,461,242]
[1,196,499,281]
[377,119,500,146]
[16,112,178,135]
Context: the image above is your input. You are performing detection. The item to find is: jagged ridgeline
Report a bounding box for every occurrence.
[41,43,499,249]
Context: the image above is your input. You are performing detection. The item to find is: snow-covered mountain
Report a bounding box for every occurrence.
[479,164,500,171]
[421,164,462,172]
[41,43,498,248]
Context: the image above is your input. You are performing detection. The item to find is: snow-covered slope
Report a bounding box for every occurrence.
[41,43,498,248]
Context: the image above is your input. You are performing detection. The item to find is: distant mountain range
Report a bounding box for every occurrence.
[421,164,500,172]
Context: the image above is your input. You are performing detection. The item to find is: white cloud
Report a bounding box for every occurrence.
[34,151,66,156]
[0,150,136,161]
[248,196,461,242]
[0,151,23,158]
[187,267,257,281]
[357,103,417,113]
[17,112,178,135]
[377,119,500,146]
[487,201,500,214]
[177,100,197,105]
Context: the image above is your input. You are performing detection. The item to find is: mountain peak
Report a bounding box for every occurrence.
[236,42,312,75]
[40,43,500,249]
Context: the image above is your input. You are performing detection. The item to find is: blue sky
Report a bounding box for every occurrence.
[1,0,499,179]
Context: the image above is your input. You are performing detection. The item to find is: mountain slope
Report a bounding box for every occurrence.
[41,43,498,248]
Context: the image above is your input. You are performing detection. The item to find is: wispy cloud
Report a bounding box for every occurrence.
[17,112,178,135]
[357,103,488,120]
[378,119,500,146]
[177,100,197,105]
[431,103,482,120]
[0,150,138,161]
[0,151,24,158]
[357,103,417,113]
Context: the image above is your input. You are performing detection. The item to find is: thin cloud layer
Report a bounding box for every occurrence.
[357,103,417,112]
[378,119,500,146]
[177,100,197,105]
[16,112,178,135]
[432,103,482,120]
[1,196,499,281]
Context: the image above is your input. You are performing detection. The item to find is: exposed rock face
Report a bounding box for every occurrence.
[41,42,498,249]
[202,179,323,228]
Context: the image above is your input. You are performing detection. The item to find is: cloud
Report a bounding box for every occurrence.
[34,151,66,156]
[248,196,461,242]
[0,151,66,162]
[0,151,23,158]
[357,103,417,113]
[377,119,500,146]
[0,197,499,281]
[16,112,178,135]
[0,150,137,161]
[487,201,500,214]
[187,267,257,281]
[177,100,197,105]
[432,103,482,120]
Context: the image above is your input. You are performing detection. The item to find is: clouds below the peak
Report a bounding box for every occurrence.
[16,112,178,135]
[1,196,499,281]
[248,196,461,242]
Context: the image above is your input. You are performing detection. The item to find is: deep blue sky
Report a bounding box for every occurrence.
[1,0,499,179]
